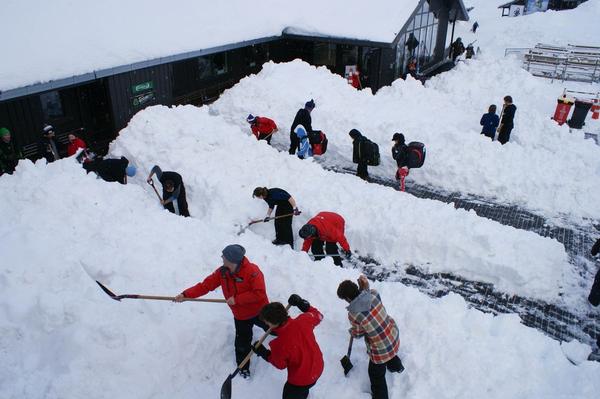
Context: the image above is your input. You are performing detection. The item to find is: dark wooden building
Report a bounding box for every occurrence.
[0,0,467,160]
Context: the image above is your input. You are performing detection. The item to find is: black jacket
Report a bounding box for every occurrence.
[352,135,369,164]
[291,108,312,134]
[392,143,409,168]
[501,104,517,127]
[38,137,61,163]
[84,156,129,184]
[0,140,22,174]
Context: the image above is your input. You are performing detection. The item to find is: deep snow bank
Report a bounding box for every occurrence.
[212,59,600,223]
[0,154,598,399]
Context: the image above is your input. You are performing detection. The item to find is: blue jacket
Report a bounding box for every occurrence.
[295,125,313,159]
[480,112,499,137]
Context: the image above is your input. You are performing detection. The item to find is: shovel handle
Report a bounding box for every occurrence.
[347,335,354,356]
[119,294,226,303]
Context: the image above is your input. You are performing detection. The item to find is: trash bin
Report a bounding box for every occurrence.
[552,95,574,125]
[567,100,593,129]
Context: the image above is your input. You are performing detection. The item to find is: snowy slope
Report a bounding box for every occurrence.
[1,0,417,92]
[1,123,598,398]
[213,59,600,224]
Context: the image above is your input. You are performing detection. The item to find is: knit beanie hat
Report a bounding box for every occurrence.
[222,244,246,265]
[246,114,257,123]
[0,127,10,138]
[305,99,315,109]
[42,124,55,135]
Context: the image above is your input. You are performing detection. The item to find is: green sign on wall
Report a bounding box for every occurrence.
[132,81,154,94]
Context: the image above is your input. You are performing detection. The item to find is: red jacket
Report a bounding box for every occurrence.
[251,117,278,139]
[182,257,269,320]
[67,138,87,156]
[301,212,350,252]
[268,306,324,386]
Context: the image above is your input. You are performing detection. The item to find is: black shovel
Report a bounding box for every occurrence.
[340,336,354,376]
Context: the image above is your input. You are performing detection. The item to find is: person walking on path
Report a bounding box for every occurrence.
[497,96,517,145]
[246,114,278,145]
[174,244,270,379]
[83,156,136,184]
[253,187,301,248]
[252,295,324,399]
[299,211,351,267]
[349,129,370,181]
[147,165,190,217]
[480,105,500,140]
[0,127,23,176]
[337,275,405,399]
[290,100,315,155]
[391,133,409,192]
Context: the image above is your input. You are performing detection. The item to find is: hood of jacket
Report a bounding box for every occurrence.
[347,290,372,313]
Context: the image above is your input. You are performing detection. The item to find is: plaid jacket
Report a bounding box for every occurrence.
[347,289,400,364]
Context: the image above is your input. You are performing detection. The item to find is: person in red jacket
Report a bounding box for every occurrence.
[252,294,324,399]
[246,114,278,145]
[67,133,87,157]
[299,211,351,266]
[174,244,269,378]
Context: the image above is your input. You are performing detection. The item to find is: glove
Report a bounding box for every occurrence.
[252,341,271,360]
[263,217,270,222]
[343,250,352,258]
[293,208,301,216]
[288,294,310,312]
[592,238,600,256]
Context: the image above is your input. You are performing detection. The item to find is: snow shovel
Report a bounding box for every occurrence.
[236,213,295,236]
[94,280,226,303]
[221,304,292,399]
[147,178,163,203]
[340,336,354,376]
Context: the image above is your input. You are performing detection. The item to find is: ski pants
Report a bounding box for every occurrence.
[275,202,294,248]
[282,382,315,399]
[234,315,269,371]
[163,184,190,217]
[289,132,300,155]
[357,161,369,180]
[589,267,600,307]
[311,239,342,266]
[497,124,513,145]
[257,132,273,145]
[368,356,405,399]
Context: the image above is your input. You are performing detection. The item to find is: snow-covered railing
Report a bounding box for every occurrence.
[509,43,600,83]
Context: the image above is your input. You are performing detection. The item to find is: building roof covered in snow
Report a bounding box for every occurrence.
[0,0,468,93]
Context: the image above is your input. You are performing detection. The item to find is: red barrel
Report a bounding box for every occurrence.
[552,96,574,125]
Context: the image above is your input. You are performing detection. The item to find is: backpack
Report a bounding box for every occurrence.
[361,138,380,166]
[311,131,328,155]
[406,142,426,168]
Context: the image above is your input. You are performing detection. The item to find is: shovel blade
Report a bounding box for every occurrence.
[95,281,122,301]
[340,356,353,376]
[220,375,233,399]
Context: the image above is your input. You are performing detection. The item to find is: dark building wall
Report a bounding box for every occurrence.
[0,96,43,155]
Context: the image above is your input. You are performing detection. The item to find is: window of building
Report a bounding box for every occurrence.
[313,43,336,66]
[40,91,64,119]
[396,3,440,77]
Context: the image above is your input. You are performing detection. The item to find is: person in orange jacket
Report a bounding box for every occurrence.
[246,114,278,145]
[174,244,269,378]
[253,295,324,399]
[299,211,351,266]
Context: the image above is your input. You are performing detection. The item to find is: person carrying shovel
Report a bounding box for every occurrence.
[337,275,404,399]
[147,165,190,217]
[252,187,301,248]
[174,244,269,379]
[246,114,278,145]
[251,295,324,399]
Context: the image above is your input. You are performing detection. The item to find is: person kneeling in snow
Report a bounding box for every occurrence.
[246,114,278,145]
[252,296,324,399]
[83,156,136,184]
[147,165,190,217]
[299,211,351,267]
[337,275,404,399]
[174,245,270,379]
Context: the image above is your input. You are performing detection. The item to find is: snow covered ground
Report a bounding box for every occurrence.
[2,1,600,398]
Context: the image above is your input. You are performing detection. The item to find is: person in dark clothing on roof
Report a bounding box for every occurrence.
[253,187,301,248]
[480,104,500,140]
[289,99,315,155]
[252,296,324,399]
[450,38,465,63]
[147,165,190,217]
[83,156,136,184]
[349,129,370,180]
[497,96,517,145]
